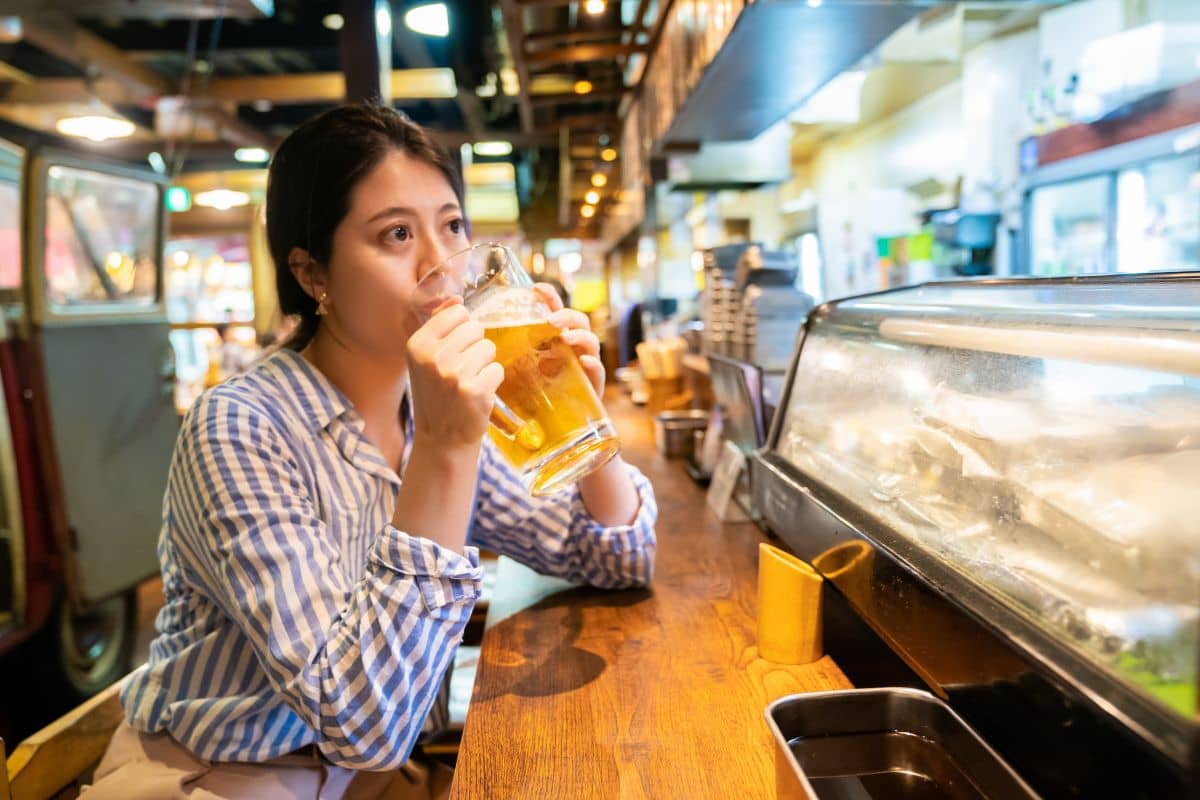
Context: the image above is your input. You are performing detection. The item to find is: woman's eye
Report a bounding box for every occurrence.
[448,218,464,235]
[390,226,410,242]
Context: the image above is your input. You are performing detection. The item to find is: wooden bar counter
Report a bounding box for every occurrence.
[450,391,851,799]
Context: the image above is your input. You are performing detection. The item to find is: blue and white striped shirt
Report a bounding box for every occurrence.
[121,348,657,770]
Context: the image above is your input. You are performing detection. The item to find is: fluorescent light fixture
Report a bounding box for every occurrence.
[600,147,617,162]
[473,141,513,157]
[574,80,593,95]
[581,205,596,218]
[322,13,344,30]
[806,0,822,7]
[195,189,250,211]
[56,114,136,142]
[591,173,607,188]
[405,3,448,37]
[560,251,583,273]
[585,190,600,205]
[234,147,270,163]
[789,70,867,124]
[376,2,393,37]
[584,0,606,16]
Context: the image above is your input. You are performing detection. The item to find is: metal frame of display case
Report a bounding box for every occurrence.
[751,272,1199,799]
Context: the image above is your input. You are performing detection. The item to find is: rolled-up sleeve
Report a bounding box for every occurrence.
[469,440,657,588]
[171,392,483,770]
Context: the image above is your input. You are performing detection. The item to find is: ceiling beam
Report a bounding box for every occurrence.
[498,0,535,133]
[531,89,624,107]
[21,18,272,149]
[0,71,459,107]
[107,129,560,162]
[340,0,391,102]
[524,28,626,51]
[553,112,617,131]
[525,43,646,67]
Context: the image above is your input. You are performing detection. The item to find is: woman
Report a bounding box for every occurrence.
[83,103,657,799]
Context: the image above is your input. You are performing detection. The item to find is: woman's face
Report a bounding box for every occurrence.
[323,148,469,356]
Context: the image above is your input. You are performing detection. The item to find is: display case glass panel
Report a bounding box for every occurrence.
[775,277,1199,721]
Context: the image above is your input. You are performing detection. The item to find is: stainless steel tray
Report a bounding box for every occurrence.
[766,688,1040,800]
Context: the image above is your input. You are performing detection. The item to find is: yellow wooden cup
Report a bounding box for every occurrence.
[757,543,823,664]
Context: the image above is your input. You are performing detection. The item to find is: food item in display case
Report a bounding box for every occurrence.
[1014,449,1200,591]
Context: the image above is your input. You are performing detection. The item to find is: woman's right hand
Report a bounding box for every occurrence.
[405,298,504,451]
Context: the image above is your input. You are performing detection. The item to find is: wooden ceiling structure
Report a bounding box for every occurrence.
[0,0,675,238]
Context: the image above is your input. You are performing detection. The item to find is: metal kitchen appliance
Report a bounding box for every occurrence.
[751,273,1200,799]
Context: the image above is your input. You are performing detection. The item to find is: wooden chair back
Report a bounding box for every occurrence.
[4,677,126,800]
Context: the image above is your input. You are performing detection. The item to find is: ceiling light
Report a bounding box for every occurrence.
[405,3,449,37]
[806,0,823,7]
[585,190,600,205]
[172,250,191,268]
[574,80,593,95]
[581,205,596,218]
[600,147,617,162]
[584,0,606,16]
[253,99,273,112]
[56,114,136,142]
[147,151,166,174]
[376,3,393,37]
[591,173,607,188]
[195,189,250,211]
[473,141,513,157]
[322,13,344,30]
[235,147,271,164]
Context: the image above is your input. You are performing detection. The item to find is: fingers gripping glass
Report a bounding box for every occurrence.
[415,244,621,496]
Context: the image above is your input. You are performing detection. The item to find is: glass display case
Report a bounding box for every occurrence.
[753,273,1198,795]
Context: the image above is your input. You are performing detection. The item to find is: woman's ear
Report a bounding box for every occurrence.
[288,247,326,302]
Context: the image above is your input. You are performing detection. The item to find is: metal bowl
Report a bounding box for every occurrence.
[654,410,710,459]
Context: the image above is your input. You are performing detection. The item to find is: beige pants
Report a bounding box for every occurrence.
[80,722,453,800]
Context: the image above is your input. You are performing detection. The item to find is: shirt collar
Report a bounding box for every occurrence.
[268,348,353,432]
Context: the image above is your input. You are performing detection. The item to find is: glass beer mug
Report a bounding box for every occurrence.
[415,243,620,496]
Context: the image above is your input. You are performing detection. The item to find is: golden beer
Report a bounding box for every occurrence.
[484,320,620,495]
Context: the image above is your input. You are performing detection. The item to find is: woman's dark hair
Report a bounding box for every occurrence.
[266,102,465,350]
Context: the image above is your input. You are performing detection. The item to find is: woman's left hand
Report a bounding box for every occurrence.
[534,283,604,395]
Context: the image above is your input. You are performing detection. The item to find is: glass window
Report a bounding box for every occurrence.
[1116,153,1200,273]
[0,143,20,291]
[1029,175,1111,276]
[44,165,158,309]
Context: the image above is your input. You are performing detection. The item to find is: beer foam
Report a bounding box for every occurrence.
[473,287,544,327]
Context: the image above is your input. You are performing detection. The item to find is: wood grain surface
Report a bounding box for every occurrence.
[450,390,851,799]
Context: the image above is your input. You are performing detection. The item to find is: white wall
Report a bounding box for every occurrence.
[808,80,964,298]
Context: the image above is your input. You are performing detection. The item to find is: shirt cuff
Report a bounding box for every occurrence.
[569,464,658,544]
[371,526,484,609]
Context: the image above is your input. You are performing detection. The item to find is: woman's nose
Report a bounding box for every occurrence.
[418,237,455,275]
